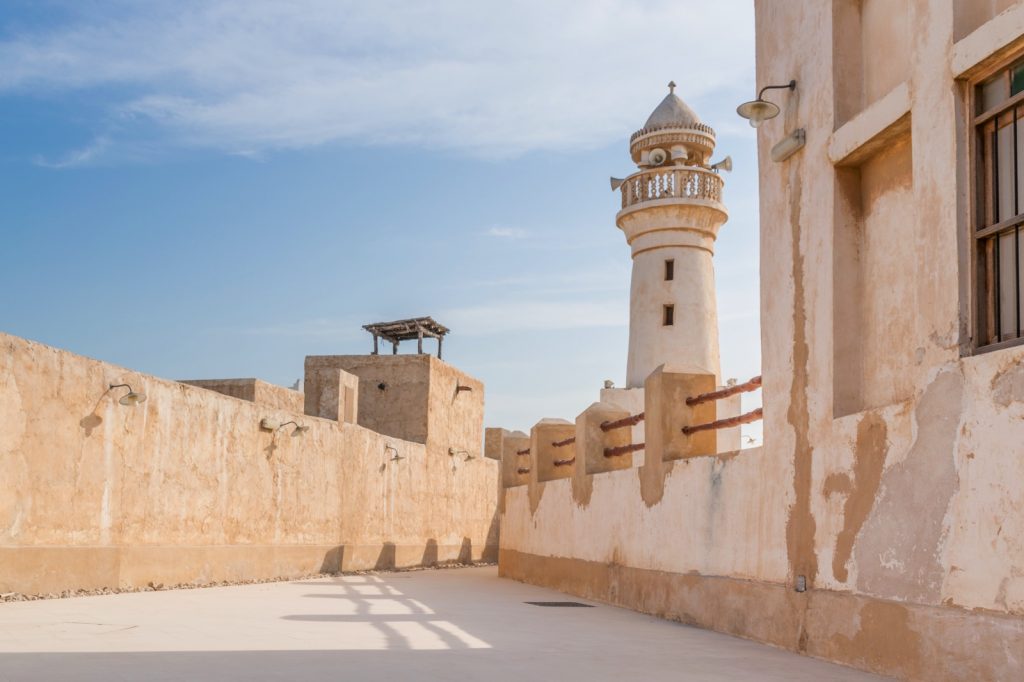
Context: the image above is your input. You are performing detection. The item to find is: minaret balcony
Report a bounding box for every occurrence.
[615,165,728,250]
[618,166,724,211]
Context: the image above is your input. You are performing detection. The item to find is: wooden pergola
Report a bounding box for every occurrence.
[363,317,450,358]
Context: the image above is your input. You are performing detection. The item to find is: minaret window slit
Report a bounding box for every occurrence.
[665,259,675,281]
[663,305,675,326]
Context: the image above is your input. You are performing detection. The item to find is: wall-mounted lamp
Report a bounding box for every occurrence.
[385,444,404,461]
[770,129,806,163]
[278,420,310,436]
[260,417,281,431]
[736,80,796,128]
[448,447,474,464]
[110,383,147,406]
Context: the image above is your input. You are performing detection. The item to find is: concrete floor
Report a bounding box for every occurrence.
[0,566,887,681]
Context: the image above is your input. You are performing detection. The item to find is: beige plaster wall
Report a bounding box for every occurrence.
[500,447,785,578]
[834,133,919,415]
[304,354,483,456]
[954,0,1021,39]
[0,333,498,594]
[752,0,1024,615]
[303,366,359,424]
[833,0,912,125]
[484,428,530,488]
[862,0,911,106]
[496,2,1024,679]
[303,352,488,537]
[425,356,485,458]
[305,354,432,444]
[180,378,305,413]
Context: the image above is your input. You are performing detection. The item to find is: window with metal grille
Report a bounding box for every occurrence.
[975,59,1024,349]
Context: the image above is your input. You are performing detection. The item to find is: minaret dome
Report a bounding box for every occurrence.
[628,81,718,169]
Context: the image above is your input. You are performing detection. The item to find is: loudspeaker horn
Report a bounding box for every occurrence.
[710,156,733,172]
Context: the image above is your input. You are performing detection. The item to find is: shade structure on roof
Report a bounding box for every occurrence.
[363,317,450,357]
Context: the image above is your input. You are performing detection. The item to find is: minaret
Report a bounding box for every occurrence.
[614,82,729,388]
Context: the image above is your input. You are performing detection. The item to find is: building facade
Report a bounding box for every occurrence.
[496,3,1024,679]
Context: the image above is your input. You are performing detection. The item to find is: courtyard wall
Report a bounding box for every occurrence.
[0,332,498,594]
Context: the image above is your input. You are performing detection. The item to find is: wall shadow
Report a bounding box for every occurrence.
[457,538,472,564]
[319,546,345,573]
[483,512,500,562]
[285,570,492,653]
[263,433,279,461]
[374,543,396,570]
[421,539,438,567]
[79,386,113,436]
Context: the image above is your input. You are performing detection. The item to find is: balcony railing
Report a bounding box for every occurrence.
[619,167,724,210]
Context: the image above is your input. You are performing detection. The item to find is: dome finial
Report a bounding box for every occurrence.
[668,80,676,94]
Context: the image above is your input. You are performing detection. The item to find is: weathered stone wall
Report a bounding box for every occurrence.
[496,3,1024,680]
[754,0,1024,617]
[498,353,1024,680]
[306,354,433,444]
[426,357,485,460]
[0,332,498,594]
[180,378,305,413]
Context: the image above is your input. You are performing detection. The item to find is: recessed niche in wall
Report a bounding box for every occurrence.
[833,0,910,127]
[954,0,1020,42]
[833,132,916,418]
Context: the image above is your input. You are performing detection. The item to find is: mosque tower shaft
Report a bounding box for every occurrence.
[615,83,729,388]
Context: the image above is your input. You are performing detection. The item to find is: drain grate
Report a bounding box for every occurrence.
[524,601,594,607]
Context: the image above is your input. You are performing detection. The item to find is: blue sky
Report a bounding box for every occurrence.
[0,0,761,436]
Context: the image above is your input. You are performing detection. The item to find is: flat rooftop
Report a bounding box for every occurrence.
[0,567,887,681]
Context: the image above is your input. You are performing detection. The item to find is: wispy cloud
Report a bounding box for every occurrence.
[221,316,365,339]
[441,299,626,336]
[32,136,109,168]
[461,263,629,295]
[484,226,528,239]
[209,297,626,340]
[0,0,754,161]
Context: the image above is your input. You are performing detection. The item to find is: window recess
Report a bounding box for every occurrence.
[975,59,1024,348]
